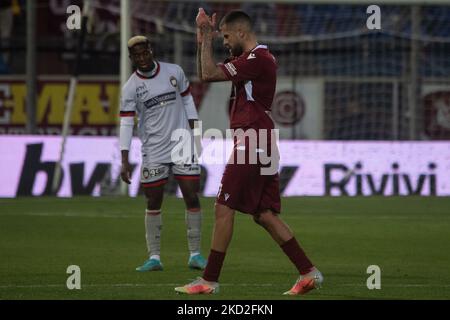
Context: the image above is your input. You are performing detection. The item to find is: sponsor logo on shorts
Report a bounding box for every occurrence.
[149,168,162,177]
[143,167,162,179]
[224,193,230,201]
[183,164,199,171]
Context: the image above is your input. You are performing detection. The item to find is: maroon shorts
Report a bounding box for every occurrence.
[216,162,281,215]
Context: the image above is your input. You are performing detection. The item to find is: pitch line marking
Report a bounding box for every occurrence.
[2,212,450,221]
[2,283,450,289]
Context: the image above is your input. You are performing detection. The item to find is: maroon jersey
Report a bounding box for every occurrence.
[216,45,281,215]
[219,45,277,130]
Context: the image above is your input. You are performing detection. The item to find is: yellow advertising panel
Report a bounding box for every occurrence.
[0,78,120,135]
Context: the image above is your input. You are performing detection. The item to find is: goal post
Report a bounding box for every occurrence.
[119,0,132,196]
[52,0,92,195]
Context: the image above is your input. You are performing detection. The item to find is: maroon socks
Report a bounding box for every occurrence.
[202,249,226,282]
[280,237,314,275]
[202,237,313,282]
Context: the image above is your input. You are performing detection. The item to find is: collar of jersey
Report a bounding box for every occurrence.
[250,44,268,52]
[136,61,160,79]
[237,44,268,58]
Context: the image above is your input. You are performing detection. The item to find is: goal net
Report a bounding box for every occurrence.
[93,0,450,140]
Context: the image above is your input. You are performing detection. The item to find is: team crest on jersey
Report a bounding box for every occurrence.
[143,168,150,179]
[170,76,178,87]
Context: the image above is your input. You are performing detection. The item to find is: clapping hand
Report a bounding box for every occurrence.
[196,8,217,43]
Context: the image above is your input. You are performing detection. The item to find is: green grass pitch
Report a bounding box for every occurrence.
[1,196,449,300]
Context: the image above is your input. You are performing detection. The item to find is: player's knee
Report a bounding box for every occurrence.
[184,193,200,209]
[253,214,263,226]
[146,198,161,210]
[214,204,234,221]
[255,210,275,226]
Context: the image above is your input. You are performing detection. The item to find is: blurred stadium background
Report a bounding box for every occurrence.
[1,0,450,140]
[1,0,450,300]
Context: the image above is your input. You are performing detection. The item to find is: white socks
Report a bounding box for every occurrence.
[186,209,202,255]
[144,208,202,260]
[145,209,162,259]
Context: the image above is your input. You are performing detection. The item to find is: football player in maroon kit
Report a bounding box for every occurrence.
[176,9,323,295]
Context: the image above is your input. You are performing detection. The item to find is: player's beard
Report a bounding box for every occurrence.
[230,44,243,57]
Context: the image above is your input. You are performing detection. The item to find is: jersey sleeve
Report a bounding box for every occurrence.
[119,81,136,150]
[177,65,198,120]
[218,52,262,84]
[177,65,191,97]
[119,81,136,117]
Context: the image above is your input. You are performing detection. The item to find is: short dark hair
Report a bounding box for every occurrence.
[220,10,253,30]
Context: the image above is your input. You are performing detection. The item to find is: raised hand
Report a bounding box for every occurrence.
[196,7,210,28]
[196,8,217,43]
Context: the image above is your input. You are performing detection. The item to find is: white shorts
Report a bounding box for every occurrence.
[140,162,201,188]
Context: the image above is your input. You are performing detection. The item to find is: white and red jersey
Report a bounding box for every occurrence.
[120,61,197,164]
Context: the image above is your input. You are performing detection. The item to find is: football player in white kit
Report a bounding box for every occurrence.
[119,36,207,271]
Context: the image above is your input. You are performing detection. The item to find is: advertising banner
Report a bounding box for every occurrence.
[1,136,449,198]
